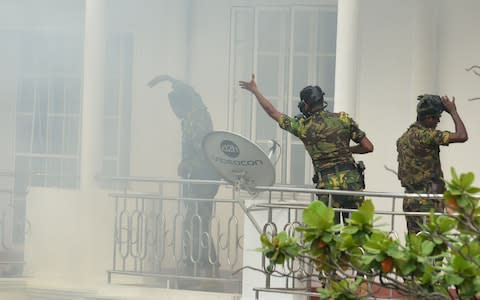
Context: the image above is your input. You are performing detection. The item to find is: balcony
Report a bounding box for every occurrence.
[0,175,456,300]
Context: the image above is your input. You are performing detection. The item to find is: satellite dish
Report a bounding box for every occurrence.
[202,131,276,189]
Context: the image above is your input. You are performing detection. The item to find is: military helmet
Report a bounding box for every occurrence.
[416,94,445,120]
[298,86,326,117]
[300,85,325,105]
[168,81,204,118]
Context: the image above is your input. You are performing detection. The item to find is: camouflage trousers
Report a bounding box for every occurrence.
[181,182,220,277]
[403,187,444,234]
[316,169,364,224]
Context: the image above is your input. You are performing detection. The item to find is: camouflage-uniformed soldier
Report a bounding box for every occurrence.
[397,94,468,233]
[240,74,374,223]
[149,76,220,277]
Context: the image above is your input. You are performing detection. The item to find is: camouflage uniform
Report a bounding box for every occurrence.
[397,122,450,233]
[171,85,220,277]
[181,106,220,196]
[278,110,366,223]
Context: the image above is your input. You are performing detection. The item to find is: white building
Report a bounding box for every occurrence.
[0,0,479,299]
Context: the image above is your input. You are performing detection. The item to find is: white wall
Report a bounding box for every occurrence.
[356,0,480,194]
[436,0,480,176]
[188,0,232,130]
[24,188,113,289]
[113,0,234,180]
[104,0,192,179]
[356,0,418,196]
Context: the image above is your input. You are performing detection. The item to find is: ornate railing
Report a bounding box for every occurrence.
[104,176,457,297]
[105,177,244,293]
[0,171,25,278]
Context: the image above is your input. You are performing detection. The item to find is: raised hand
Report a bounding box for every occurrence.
[239,74,258,93]
[147,75,173,88]
[441,95,457,114]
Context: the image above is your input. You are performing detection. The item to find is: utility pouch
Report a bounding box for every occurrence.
[356,161,366,189]
[429,181,445,194]
[312,173,319,184]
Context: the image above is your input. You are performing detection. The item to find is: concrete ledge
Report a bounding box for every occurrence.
[0,278,240,300]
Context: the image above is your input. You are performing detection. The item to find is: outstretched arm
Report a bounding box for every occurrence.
[441,96,468,143]
[350,136,374,154]
[239,74,282,122]
[147,75,175,88]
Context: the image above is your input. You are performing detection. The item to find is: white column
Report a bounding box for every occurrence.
[409,0,437,107]
[333,0,359,117]
[242,199,306,300]
[80,0,106,190]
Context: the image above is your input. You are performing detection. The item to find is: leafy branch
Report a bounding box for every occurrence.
[256,168,480,299]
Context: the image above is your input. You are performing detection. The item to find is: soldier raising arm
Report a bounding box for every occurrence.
[441,96,468,143]
[239,74,373,153]
[239,74,283,121]
[240,74,373,223]
[396,94,468,233]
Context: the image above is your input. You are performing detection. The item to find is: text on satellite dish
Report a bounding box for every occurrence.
[213,156,264,166]
[220,140,240,158]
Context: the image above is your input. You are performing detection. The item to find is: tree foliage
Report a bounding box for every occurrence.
[258,169,480,299]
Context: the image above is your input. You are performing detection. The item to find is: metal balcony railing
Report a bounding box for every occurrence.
[105,177,244,293]
[104,176,457,297]
[0,171,26,278]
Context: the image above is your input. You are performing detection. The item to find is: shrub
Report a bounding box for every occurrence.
[258,169,480,299]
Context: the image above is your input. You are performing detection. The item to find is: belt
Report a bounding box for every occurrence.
[405,181,444,193]
[317,163,356,177]
[405,184,428,192]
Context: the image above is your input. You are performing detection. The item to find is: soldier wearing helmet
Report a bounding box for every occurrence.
[148,75,220,278]
[240,74,374,223]
[397,94,468,233]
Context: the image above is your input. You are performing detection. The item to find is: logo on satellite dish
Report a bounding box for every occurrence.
[220,140,240,158]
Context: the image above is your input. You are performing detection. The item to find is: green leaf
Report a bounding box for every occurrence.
[459,172,475,188]
[276,253,285,264]
[397,261,417,275]
[360,254,376,265]
[466,187,480,193]
[450,167,459,182]
[265,249,275,258]
[342,226,359,235]
[436,215,457,233]
[284,246,299,257]
[350,200,374,225]
[303,201,334,229]
[421,240,435,256]
[277,231,288,246]
[387,245,405,259]
[445,273,464,285]
[260,234,272,247]
[272,236,279,247]
[457,196,473,210]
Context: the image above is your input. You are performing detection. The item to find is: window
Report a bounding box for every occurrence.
[230,3,337,185]
[15,32,83,188]
[102,33,133,179]
[13,31,133,189]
